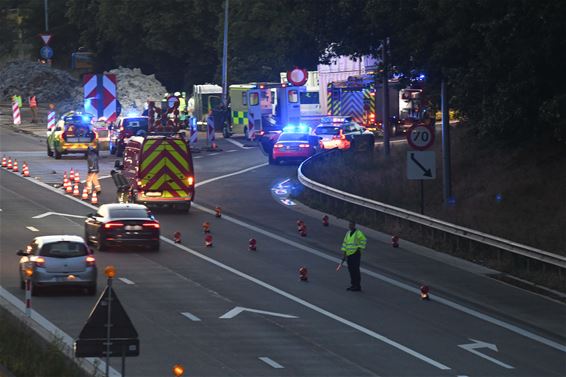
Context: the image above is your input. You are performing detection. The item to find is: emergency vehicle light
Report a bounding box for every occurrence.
[283,124,309,133]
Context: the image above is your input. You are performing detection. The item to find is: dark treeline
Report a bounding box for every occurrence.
[3,0,565,143]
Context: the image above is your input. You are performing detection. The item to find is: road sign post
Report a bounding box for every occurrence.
[407,123,436,214]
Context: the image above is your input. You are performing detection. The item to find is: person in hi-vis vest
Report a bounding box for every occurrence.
[341,221,367,291]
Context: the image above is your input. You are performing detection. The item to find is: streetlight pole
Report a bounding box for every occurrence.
[44,0,49,32]
[221,0,229,106]
[441,79,452,204]
[382,38,390,157]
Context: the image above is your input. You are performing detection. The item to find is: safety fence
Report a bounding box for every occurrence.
[298,150,566,291]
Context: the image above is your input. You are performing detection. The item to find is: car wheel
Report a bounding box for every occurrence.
[47,144,53,157]
[222,126,231,139]
[268,153,278,165]
[86,284,97,296]
[98,234,108,252]
[244,126,249,140]
[54,149,62,160]
[177,203,191,213]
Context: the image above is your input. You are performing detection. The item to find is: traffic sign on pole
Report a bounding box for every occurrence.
[39,34,52,45]
[407,151,436,180]
[407,123,435,150]
[40,46,53,59]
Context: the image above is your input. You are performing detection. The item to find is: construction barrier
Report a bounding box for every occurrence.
[12,102,21,125]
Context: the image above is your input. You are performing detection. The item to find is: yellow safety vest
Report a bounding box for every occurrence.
[179,97,186,112]
[341,229,367,256]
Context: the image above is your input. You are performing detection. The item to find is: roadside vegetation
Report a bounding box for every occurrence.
[0,308,88,377]
[300,123,566,256]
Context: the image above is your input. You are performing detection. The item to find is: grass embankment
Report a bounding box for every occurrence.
[301,124,565,256]
[0,308,88,377]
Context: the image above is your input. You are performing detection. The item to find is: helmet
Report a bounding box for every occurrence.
[174,92,181,97]
[87,146,96,152]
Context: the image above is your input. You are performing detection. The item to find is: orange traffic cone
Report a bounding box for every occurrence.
[62,171,68,187]
[202,221,210,233]
[248,238,257,251]
[322,215,329,227]
[299,223,307,237]
[90,190,98,205]
[72,183,80,197]
[174,231,182,244]
[298,266,308,282]
[205,234,213,247]
[391,235,400,248]
[215,206,222,218]
[12,160,19,173]
[21,162,29,177]
[65,181,73,194]
[7,158,13,170]
[1,156,6,168]
[296,219,304,232]
[74,172,80,183]
[81,187,89,200]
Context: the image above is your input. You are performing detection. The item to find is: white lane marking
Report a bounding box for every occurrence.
[219,306,298,319]
[226,149,237,153]
[192,203,566,354]
[162,237,450,370]
[118,277,135,285]
[0,286,120,376]
[82,175,111,183]
[225,138,254,149]
[459,339,514,369]
[8,161,566,354]
[195,163,268,187]
[32,211,86,219]
[26,226,39,232]
[209,153,219,156]
[194,156,203,159]
[259,357,284,369]
[181,312,202,321]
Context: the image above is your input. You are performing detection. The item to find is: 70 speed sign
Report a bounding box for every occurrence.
[407,123,435,150]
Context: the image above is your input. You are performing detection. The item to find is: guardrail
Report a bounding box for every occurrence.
[298,152,566,273]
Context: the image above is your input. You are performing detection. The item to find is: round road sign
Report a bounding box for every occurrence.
[40,46,53,59]
[167,95,180,109]
[287,67,308,86]
[407,123,435,150]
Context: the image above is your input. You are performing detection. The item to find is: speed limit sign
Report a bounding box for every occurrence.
[407,124,435,150]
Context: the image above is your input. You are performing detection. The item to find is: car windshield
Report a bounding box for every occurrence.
[279,133,309,142]
[65,124,92,136]
[122,118,148,130]
[315,126,341,135]
[40,241,87,258]
[109,208,151,219]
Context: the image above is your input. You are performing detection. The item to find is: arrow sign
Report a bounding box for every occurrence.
[33,211,86,219]
[407,151,436,180]
[219,306,298,319]
[458,338,514,369]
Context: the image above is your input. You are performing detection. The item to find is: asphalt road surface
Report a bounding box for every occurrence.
[1,126,565,377]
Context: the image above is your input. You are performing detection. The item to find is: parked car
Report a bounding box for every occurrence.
[109,116,149,156]
[47,112,98,159]
[313,116,375,152]
[271,125,322,165]
[84,203,160,251]
[17,235,97,296]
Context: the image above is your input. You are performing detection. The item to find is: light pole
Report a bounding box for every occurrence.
[382,38,391,157]
[44,0,49,32]
[221,0,229,106]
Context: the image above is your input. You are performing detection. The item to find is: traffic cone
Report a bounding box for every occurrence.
[391,235,400,248]
[202,221,210,233]
[22,162,30,177]
[62,171,68,186]
[420,285,430,300]
[299,223,307,237]
[65,180,73,194]
[298,267,308,282]
[70,168,74,181]
[174,231,182,244]
[73,183,80,197]
[248,238,257,251]
[1,156,6,168]
[296,219,304,232]
[211,142,218,150]
[74,172,80,184]
[204,234,213,247]
[7,158,13,170]
[215,206,222,218]
[322,215,329,227]
[81,187,89,200]
[90,190,98,205]
[12,160,18,173]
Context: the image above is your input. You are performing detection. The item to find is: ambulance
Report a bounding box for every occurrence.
[116,134,195,212]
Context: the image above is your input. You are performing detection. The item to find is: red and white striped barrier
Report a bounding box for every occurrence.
[12,102,21,125]
[47,111,56,133]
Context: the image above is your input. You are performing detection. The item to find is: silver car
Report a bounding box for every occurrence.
[17,235,98,296]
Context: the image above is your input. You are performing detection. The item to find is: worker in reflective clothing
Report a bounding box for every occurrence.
[341,221,367,291]
[86,146,101,194]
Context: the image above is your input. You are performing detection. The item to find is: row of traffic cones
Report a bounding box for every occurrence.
[61,169,98,205]
[2,156,31,177]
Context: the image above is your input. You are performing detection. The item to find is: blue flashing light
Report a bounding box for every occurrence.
[81,114,91,122]
[495,193,503,203]
[418,74,426,80]
[321,116,351,124]
[283,124,310,134]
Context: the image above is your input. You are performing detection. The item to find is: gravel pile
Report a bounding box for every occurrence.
[0,60,82,110]
[106,67,167,113]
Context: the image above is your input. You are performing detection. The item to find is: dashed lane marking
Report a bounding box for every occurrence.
[181,312,202,321]
[26,226,39,232]
[259,357,284,369]
[226,149,237,153]
[225,138,255,149]
[118,277,135,285]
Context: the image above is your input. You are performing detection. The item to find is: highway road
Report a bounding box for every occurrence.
[1,126,565,377]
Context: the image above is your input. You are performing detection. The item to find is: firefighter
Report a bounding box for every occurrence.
[86,146,101,195]
[341,221,367,292]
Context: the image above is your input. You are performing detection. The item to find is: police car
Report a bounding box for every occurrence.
[313,116,375,152]
[270,125,322,165]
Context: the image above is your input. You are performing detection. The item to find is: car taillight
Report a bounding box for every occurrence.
[143,222,160,229]
[274,143,283,148]
[187,176,194,186]
[299,144,310,148]
[104,222,124,229]
[85,255,96,266]
[34,257,45,267]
